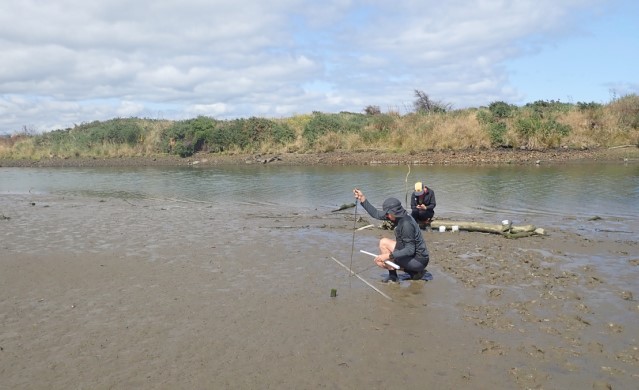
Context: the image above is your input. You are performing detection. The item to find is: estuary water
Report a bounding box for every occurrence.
[1,162,638,236]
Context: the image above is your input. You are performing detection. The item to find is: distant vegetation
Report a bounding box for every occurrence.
[1,92,638,160]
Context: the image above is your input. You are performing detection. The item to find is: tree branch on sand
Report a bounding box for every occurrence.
[430,220,546,238]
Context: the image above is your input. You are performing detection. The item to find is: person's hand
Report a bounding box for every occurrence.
[418,204,426,210]
[374,254,393,270]
[353,188,366,203]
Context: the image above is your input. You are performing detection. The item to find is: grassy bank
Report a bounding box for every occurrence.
[1,96,638,160]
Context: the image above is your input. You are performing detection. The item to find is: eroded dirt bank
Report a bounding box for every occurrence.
[1,146,638,168]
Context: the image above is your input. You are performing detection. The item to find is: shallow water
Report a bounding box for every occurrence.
[1,163,638,279]
[2,163,637,283]
[2,163,638,229]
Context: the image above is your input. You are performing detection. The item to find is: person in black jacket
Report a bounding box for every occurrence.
[411,181,436,229]
[353,188,429,283]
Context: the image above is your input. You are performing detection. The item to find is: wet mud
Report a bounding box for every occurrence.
[0,194,637,389]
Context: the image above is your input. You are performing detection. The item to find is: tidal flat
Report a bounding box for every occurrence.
[1,192,637,389]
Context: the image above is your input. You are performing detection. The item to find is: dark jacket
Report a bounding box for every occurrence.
[411,186,436,214]
[360,199,429,263]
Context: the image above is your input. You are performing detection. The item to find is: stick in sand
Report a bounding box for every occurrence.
[359,250,400,269]
[329,257,392,301]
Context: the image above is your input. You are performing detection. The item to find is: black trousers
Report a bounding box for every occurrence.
[395,256,429,272]
[411,208,434,222]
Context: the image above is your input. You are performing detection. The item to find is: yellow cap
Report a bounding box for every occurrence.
[414,182,423,192]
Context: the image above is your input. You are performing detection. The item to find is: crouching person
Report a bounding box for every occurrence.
[353,188,430,283]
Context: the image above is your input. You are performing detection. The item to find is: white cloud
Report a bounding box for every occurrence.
[116,101,146,117]
[187,103,229,117]
[0,0,634,134]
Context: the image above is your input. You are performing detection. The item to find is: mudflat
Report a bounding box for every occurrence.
[1,190,637,389]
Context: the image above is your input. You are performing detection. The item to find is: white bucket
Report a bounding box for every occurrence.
[502,220,510,226]
[439,226,446,232]
[451,225,459,232]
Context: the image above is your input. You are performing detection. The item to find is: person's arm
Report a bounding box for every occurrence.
[353,188,387,220]
[426,190,436,210]
[360,199,387,220]
[410,193,417,210]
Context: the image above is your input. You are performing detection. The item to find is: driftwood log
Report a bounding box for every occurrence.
[430,220,545,238]
[331,203,356,212]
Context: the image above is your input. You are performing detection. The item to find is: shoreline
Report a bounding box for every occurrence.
[1,146,638,168]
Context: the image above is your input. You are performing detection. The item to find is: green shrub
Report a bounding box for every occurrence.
[77,119,143,146]
[209,120,240,151]
[524,100,572,117]
[33,118,143,150]
[488,122,508,146]
[577,101,603,111]
[242,117,295,145]
[270,121,296,144]
[162,116,216,157]
[515,115,570,141]
[476,110,493,126]
[303,112,343,144]
[209,117,295,152]
[476,102,516,146]
[302,112,369,145]
[488,101,517,118]
[512,101,572,147]
[35,128,70,148]
[515,116,541,137]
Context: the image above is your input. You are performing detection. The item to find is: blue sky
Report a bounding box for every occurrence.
[506,1,639,103]
[0,0,637,135]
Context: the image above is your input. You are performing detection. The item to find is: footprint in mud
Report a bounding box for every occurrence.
[488,288,503,298]
[479,338,505,355]
[509,366,549,389]
[619,290,634,301]
[606,322,624,333]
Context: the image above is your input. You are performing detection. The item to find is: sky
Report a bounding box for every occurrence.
[0,0,638,135]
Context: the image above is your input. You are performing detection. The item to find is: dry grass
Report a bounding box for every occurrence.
[2,98,638,160]
[313,132,343,153]
[559,109,639,148]
[138,119,172,153]
[412,111,490,150]
[560,110,609,148]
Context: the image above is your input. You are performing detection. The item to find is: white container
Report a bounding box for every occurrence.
[439,226,446,232]
[451,225,459,232]
[502,220,510,226]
